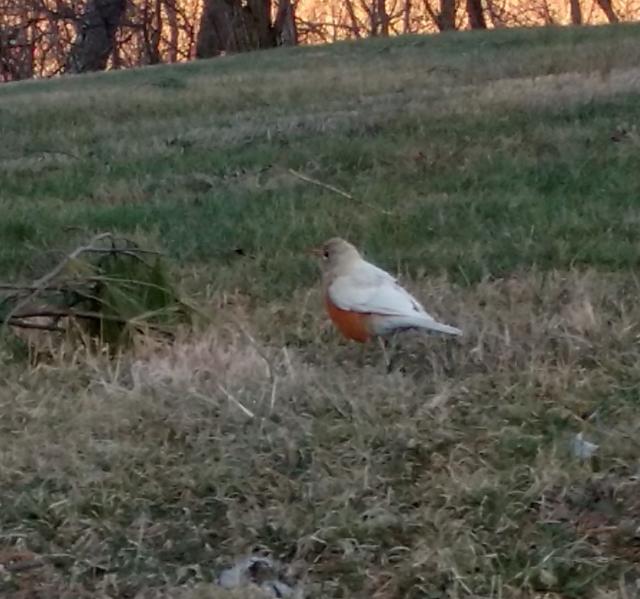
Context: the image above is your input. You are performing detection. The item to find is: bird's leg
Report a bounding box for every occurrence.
[378,336,391,372]
[378,333,399,373]
[388,331,400,372]
[359,341,368,367]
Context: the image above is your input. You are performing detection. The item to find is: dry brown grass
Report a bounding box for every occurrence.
[2,269,640,597]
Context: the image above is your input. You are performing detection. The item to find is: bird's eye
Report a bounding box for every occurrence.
[323,250,329,259]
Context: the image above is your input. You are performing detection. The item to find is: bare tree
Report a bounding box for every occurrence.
[568,0,583,23]
[66,0,127,72]
[595,0,619,21]
[1,0,76,80]
[422,0,458,30]
[0,23,33,81]
[343,0,364,36]
[274,0,297,45]
[485,0,509,26]
[2,0,640,84]
[196,0,296,58]
[570,1,583,22]
[160,0,199,62]
[376,0,390,34]
[402,0,411,31]
[196,0,256,57]
[140,0,163,64]
[164,0,179,61]
[466,0,487,27]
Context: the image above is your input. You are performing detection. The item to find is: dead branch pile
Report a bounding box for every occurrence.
[0,233,191,348]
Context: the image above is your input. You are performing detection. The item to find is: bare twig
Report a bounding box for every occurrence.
[7,319,66,333]
[1,232,113,335]
[191,387,255,419]
[34,233,113,287]
[12,309,131,324]
[9,309,174,337]
[288,168,354,200]
[24,149,79,160]
[1,233,187,345]
[216,383,256,418]
[0,284,68,291]
[269,376,278,412]
[228,313,274,383]
[11,308,173,337]
[287,168,393,215]
[80,247,163,256]
[3,558,47,573]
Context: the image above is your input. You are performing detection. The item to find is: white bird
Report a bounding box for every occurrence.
[310,237,461,366]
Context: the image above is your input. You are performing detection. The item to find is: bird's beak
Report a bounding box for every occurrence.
[307,245,324,258]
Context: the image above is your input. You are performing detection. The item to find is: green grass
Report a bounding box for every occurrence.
[2,23,640,598]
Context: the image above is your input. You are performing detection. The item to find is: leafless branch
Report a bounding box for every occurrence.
[1,232,114,334]
[6,319,66,332]
[287,168,393,216]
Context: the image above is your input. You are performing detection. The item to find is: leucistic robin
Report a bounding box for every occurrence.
[310,237,461,368]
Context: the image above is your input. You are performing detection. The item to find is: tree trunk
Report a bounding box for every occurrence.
[274,0,297,46]
[245,0,274,49]
[569,0,582,24]
[344,0,363,37]
[196,0,241,57]
[164,0,179,62]
[197,0,287,58]
[540,0,555,24]
[149,0,163,64]
[140,0,162,64]
[595,0,618,22]
[403,0,412,33]
[0,25,34,81]
[436,0,457,30]
[377,0,390,35]
[66,0,126,73]
[485,0,506,27]
[466,0,486,28]
[423,0,458,31]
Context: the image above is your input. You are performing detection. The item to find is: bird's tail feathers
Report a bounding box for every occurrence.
[420,319,462,336]
[379,314,462,336]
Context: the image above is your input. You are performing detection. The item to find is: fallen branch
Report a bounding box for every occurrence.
[6,319,66,333]
[0,284,69,292]
[192,387,255,419]
[12,308,141,325]
[216,384,256,419]
[80,247,163,256]
[8,308,175,337]
[2,558,47,573]
[1,232,113,335]
[287,168,393,215]
[228,313,274,383]
[288,168,354,200]
[1,233,190,348]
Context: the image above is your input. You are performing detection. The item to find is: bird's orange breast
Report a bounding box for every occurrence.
[325,295,371,343]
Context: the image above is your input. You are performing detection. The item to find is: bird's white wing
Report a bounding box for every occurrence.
[328,260,433,319]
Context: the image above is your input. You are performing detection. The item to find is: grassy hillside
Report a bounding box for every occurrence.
[1,23,640,598]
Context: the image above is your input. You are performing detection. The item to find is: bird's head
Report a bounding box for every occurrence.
[308,237,361,275]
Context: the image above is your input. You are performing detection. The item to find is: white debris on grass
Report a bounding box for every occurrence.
[570,432,599,460]
[217,556,298,598]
